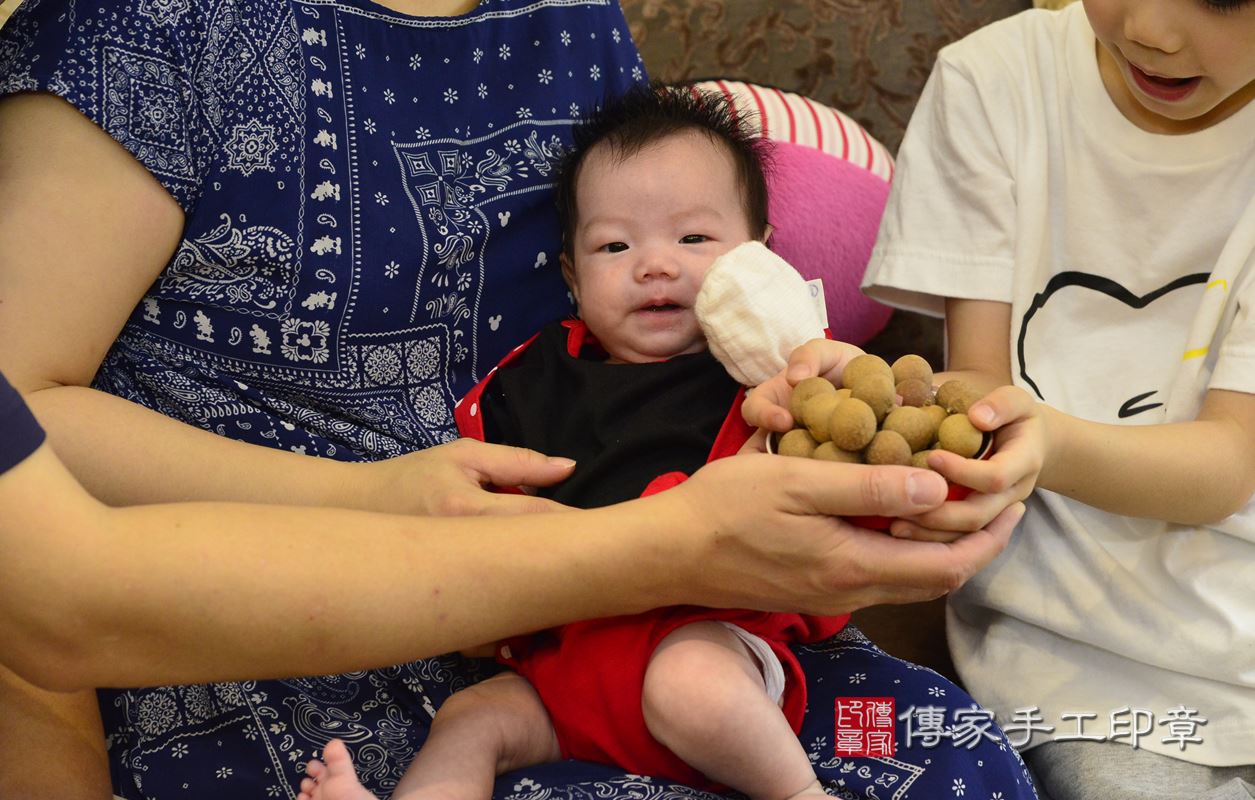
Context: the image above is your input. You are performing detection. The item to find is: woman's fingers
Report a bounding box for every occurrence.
[675,455,1021,615]
[861,502,1024,597]
[453,439,577,489]
[774,456,950,518]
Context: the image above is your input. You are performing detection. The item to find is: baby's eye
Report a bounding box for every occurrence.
[680,234,708,244]
[601,242,628,253]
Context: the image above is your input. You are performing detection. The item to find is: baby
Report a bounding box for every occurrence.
[297,85,843,800]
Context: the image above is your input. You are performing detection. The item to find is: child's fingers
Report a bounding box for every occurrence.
[967,384,1037,431]
[743,339,867,430]
[888,521,966,543]
[738,427,771,454]
[895,487,1016,534]
[785,338,865,385]
[926,447,1033,497]
[741,379,797,432]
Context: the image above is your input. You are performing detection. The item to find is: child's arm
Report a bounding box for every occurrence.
[918,298,1255,530]
[1044,389,1255,524]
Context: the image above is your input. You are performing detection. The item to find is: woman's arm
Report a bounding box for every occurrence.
[937,298,1255,527]
[0,435,1021,692]
[0,93,573,516]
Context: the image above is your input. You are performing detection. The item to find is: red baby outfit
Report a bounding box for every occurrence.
[455,320,848,789]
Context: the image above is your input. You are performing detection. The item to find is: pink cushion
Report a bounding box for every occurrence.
[693,80,894,346]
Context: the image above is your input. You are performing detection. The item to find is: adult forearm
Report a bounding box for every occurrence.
[3,442,1013,692]
[26,384,362,508]
[5,479,682,690]
[1038,404,1254,526]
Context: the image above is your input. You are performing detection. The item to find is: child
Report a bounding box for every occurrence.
[297,86,845,800]
[861,1,1255,798]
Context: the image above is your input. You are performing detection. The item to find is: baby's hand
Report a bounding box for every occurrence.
[741,338,865,434]
[889,385,1046,541]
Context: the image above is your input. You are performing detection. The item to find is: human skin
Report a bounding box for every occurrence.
[1083,0,1255,135]
[560,130,762,364]
[0,4,1012,795]
[291,129,838,800]
[0,379,1024,799]
[0,429,1027,690]
[760,306,1255,543]
[888,0,1255,538]
[922,297,1255,534]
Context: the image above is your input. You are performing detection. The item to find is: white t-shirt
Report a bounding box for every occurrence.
[863,5,1255,766]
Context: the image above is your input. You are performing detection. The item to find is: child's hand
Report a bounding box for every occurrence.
[741,338,865,433]
[889,385,1047,541]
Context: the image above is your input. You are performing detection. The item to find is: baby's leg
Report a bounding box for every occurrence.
[391,671,560,800]
[296,672,559,800]
[641,621,826,800]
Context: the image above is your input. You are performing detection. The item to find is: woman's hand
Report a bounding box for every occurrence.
[661,452,1023,616]
[742,338,866,432]
[890,385,1047,541]
[357,438,577,516]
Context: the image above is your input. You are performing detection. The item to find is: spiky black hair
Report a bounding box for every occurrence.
[554,83,771,258]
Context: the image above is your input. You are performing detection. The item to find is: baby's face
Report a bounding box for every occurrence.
[564,130,757,364]
[1084,0,1255,133]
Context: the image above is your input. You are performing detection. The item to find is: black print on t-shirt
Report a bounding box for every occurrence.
[1017,271,1209,420]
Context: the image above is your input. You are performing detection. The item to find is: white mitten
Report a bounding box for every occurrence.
[695,241,827,386]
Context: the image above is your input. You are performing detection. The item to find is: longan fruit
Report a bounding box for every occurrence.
[895,377,933,408]
[801,392,843,443]
[788,376,836,423]
[892,354,933,387]
[851,373,895,423]
[938,413,984,458]
[865,430,912,466]
[936,379,982,415]
[841,354,893,390]
[777,429,819,458]
[833,387,852,404]
[883,406,934,453]
[814,441,863,463]
[829,397,878,452]
[922,404,950,440]
[910,450,935,470]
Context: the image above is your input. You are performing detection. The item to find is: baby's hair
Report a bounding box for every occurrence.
[555,83,771,258]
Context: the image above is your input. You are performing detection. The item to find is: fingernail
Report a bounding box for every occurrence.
[971,404,995,427]
[547,457,577,469]
[908,472,944,505]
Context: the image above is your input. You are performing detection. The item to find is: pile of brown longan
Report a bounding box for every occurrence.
[776,354,986,468]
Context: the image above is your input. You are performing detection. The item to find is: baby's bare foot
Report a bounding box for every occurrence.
[297,739,377,800]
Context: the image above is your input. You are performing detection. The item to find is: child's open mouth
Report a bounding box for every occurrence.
[1129,63,1201,103]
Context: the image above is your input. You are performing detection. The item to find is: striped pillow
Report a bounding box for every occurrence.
[693,79,893,183]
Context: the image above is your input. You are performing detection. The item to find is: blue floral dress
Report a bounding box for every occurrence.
[0,1,1036,797]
